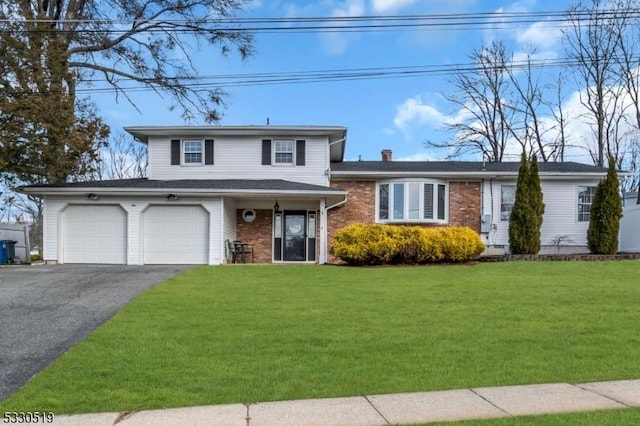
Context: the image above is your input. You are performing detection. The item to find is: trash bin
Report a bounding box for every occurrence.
[0,240,17,264]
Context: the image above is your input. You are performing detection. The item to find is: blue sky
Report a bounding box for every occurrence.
[92,0,579,163]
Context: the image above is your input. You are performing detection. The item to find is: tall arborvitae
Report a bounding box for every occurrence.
[587,157,623,254]
[527,155,545,254]
[509,153,532,254]
[509,153,545,254]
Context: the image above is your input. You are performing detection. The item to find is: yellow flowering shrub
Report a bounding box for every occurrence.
[330,223,484,265]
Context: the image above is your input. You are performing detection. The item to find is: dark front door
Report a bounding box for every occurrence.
[283,211,306,261]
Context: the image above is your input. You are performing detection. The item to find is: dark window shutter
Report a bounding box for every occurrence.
[262,139,271,165]
[296,140,306,166]
[204,139,214,165]
[170,139,181,165]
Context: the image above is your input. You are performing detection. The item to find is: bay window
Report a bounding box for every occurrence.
[377,180,448,223]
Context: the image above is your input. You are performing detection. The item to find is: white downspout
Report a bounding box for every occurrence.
[319,193,348,264]
[320,136,348,263]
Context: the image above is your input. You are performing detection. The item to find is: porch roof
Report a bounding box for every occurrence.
[20,178,347,203]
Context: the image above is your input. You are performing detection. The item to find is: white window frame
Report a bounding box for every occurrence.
[578,185,597,222]
[182,139,204,166]
[500,185,516,221]
[273,139,294,166]
[376,180,449,224]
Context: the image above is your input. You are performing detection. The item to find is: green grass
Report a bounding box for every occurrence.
[429,407,640,425]
[1,261,639,415]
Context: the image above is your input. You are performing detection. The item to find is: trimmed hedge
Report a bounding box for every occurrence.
[330,223,485,265]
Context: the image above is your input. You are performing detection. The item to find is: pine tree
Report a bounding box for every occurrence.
[587,157,623,254]
[509,153,532,254]
[527,155,545,253]
[509,153,545,254]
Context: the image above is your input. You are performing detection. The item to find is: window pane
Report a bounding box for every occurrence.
[578,186,596,222]
[183,140,202,164]
[501,185,516,221]
[408,183,420,219]
[437,184,446,220]
[393,183,404,220]
[379,184,389,220]
[308,214,316,235]
[274,140,294,164]
[423,184,433,219]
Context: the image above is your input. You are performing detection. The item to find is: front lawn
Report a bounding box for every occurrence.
[1,262,639,414]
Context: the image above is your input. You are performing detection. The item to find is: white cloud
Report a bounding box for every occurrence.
[371,0,419,13]
[517,20,563,51]
[393,95,446,134]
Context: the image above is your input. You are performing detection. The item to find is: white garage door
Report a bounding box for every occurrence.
[143,206,209,264]
[62,205,127,264]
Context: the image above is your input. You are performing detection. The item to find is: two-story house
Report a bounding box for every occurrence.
[22,125,616,265]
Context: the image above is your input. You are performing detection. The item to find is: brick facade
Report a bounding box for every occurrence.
[327,180,482,262]
[235,208,321,263]
[233,181,481,264]
[448,181,481,232]
[236,209,273,263]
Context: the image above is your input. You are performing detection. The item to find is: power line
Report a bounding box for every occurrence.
[1,9,639,34]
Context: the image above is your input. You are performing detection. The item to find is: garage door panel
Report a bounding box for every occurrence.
[143,206,209,265]
[62,205,127,264]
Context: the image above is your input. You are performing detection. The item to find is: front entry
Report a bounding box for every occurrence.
[273,210,316,262]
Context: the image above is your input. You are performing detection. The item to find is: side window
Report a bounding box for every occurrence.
[501,185,516,221]
[578,186,596,222]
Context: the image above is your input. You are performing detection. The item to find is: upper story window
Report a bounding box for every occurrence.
[183,140,203,165]
[274,139,294,165]
[262,139,305,166]
[377,181,448,223]
[578,186,596,222]
[170,139,214,166]
[501,185,516,221]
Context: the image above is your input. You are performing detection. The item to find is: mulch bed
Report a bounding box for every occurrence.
[479,253,640,262]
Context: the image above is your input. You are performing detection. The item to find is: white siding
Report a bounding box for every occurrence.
[620,205,640,252]
[148,135,329,185]
[43,196,66,263]
[222,198,237,263]
[482,179,601,253]
[203,199,223,264]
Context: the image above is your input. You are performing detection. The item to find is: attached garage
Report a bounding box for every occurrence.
[143,205,209,264]
[62,205,127,264]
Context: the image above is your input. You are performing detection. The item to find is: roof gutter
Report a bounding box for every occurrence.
[18,186,348,199]
[329,171,625,179]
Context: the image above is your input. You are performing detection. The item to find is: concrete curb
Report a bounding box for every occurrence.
[52,379,640,425]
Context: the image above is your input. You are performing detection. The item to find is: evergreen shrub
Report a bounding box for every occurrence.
[587,157,623,254]
[330,223,484,265]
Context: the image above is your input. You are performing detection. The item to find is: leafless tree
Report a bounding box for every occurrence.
[428,41,514,162]
[548,73,571,162]
[76,133,148,181]
[563,0,632,167]
[504,52,555,161]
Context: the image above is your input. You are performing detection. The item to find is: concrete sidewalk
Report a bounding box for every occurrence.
[53,379,640,425]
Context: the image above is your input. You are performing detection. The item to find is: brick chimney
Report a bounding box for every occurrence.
[381,149,392,162]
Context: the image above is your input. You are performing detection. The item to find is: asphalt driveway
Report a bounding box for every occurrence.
[0,264,191,401]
